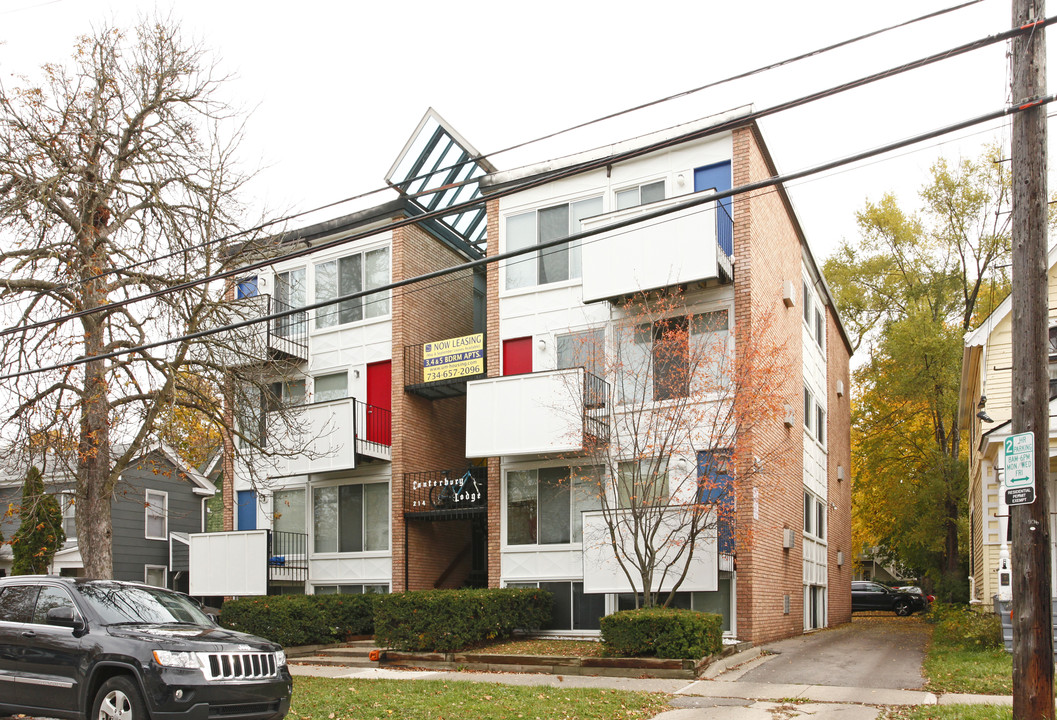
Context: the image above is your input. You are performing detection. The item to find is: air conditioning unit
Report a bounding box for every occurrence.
[783,404,794,428]
[837,379,845,397]
[782,280,795,308]
[837,465,845,482]
[782,528,796,549]
[837,550,844,567]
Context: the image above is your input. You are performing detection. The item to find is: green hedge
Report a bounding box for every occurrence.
[600,608,723,659]
[219,594,377,647]
[374,588,551,652]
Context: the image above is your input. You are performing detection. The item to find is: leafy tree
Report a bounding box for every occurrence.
[824,147,1010,597]
[0,20,307,578]
[10,466,65,575]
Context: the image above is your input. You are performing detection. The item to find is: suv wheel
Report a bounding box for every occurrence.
[893,600,912,617]
[93,676,146,720]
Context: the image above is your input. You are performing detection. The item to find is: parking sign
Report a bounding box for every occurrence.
[1004,431,1036,505]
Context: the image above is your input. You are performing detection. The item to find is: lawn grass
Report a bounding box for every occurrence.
[474,638,606,657]
[290,675,671,720]
[882,706,1011,720]
[922,605,1012,695]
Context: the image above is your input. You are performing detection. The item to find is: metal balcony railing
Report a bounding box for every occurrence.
[218,293,308,364]
[404,466,488,516]
[267,530,308,588]
[583,370,611,445]
[354,398,392,458]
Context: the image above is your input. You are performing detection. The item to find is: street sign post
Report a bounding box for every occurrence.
[1004,431,1036,506]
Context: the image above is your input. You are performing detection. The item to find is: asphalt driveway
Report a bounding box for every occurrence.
[728,615,929,690]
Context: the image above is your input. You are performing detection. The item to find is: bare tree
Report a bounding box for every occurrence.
[565,291,792,608]
[0,20,308,578]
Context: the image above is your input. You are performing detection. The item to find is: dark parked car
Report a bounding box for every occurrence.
[0,576,292,720]
[851,580,928,616]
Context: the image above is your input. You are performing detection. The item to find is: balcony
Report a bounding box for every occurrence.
[403,334,487,399]
[189,530,308,597]
[465,368,610,458]
[579,196,732,304]
[404,466,488,519]
[271,397,391,477]
[205,294,308,367]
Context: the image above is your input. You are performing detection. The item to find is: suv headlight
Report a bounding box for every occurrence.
[274,649,287,667]
[153,650,202,669]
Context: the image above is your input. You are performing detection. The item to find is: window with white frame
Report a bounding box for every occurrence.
[314,584,389,595]
[615,180,665,210]
[144,565,167,588]
[268,378,306,410]
[274,268,307,337]
[506,467,602,546]
[313,482,389,553]
[803,386,813,434]
[803,280,812,324]
[617,457,669,507]
[315,247,391,327]
[804,490,826,540]
[814,307,825,349]
[313,372,349,403]
[505,196,602,290]
[506,580,605,631]
[61,492,76,540]
[273,488,306,535]
[145,490,167,540]
[556,328,605,378]
[816,404,826,447]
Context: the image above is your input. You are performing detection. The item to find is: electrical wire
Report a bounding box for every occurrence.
[1,92,1051,382]
[0,0,992,315]
[2,13,1048,341]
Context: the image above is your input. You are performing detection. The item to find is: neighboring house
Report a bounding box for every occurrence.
[197,107,853,646]
[0,443,216,591]
[958,243,1057,604]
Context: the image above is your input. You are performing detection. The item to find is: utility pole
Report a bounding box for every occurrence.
[1010,0,1053,716]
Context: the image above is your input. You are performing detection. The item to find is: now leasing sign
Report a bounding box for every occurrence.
[423,333,484,383]
[1004,431,1036,506]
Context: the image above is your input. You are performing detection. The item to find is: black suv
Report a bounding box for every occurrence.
[850,580,928,616]
[0,576,291,720]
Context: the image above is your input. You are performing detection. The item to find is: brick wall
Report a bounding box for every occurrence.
[732,125,808,644]
[826,309,853,624]
[391,219,476,591]
[485,199,502,588]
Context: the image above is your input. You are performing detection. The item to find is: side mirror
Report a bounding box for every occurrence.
[206,613,220,625]
[47,606,86,632]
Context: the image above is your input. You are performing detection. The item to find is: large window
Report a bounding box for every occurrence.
[507,467,602,546]
[804,490,826,541]
[315,247,390,327]
[274,268,306,337]
[145,490,167,540]
[313,372,349,403]
[505,197,602,290]
[556,328,605,378]
[615,180,665,210]
[617,458,669,507]
[509,580,605,631]
[273,489,306,535]
[313,482,389,553]
[619,310,729,403]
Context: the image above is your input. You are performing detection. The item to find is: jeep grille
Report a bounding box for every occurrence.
[204,652,277,680]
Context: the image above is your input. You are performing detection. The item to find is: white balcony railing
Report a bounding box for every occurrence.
[579,196,729,303]
[465,368,609,457]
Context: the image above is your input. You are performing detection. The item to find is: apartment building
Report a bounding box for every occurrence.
[192,107,852,645]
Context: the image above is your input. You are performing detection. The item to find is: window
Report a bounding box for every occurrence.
[273,489,306,535]
[144,565,167,588]
[615,180,665,210]
[617,458,669,507]
[507,581,605,631]
[804,492,826,540]
[804,491,813,534]
[803,280,812,324]
[268,378,307,410]
[145,490,167,540]
[803,387,813,434]
[313,482,389,553]
[506,467,602,546]
[274,268,307,338]
[315,247,390,328]
[816,499,826,540]
[505,196,602,290]
[314,372,348,403]
[32,586,76,625]
[314,584,388,595]
[814,308,825,349]
[556,328,605,378]
[1050,325,1057,358]
[0,586,39,623]
[816,404,826,446]
[61,492,76,540]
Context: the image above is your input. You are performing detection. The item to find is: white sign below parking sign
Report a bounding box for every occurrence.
[1004,431,1036,506]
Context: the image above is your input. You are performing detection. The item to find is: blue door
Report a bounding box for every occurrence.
[237,490,257,530]
[693,161,733,258]
[698,450,734,554]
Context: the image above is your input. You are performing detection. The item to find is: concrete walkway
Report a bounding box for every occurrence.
[290,662,1013,719]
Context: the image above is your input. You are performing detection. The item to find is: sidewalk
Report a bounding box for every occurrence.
[290,663,1013,719]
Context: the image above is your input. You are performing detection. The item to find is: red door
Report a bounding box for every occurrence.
[503,337,533,376]
[366,360,392,445]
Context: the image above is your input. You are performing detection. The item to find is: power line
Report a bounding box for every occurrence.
[0,0,990,315]
[2,14,1047,342]
[1,92,1051,382]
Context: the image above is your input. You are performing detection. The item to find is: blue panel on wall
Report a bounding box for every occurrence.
[697,450,734,555]
[237,490,257,531]
[693,161,733,258]
[236,276,259,299]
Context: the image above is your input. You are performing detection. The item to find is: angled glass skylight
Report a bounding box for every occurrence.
[386,109,496,257]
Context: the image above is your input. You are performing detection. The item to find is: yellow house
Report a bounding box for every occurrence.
[958,243,1057,603]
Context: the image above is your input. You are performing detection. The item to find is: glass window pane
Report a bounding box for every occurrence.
[507,470,538,545]
[540,581,572,631]
[804,388,812,431]
[273,489,306,535]
[315,372,348,402]
[33,587,76,625]
[653,317,689,401]
[505,212,536,290]
[313,486,338,553]
[568,197,601,279]
[364,482,389,551]
[538,205,570,285]
[692,575,732,632]
[571,467,602,543]
[804,492,812,534]
[539,467,570,544]
[691,310,731,392]
[817,501,826,540]
[146,491,166,538]
[573,582,605,630]
[365,247,391,318]
[615,188,638,210]
[556,328,605,378]
[0,586,38,623]
[314,585,337,594]
[284,379,306,406]
[339,484,364,553]
[315,261,337,328]
[640,180,665,205]
[618,324,653,404]
[817,406,826,446]
[338,255,363,324]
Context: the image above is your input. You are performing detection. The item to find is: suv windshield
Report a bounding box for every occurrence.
[76,583,211,626]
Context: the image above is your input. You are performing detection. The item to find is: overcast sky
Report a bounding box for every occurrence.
[0,0,1044,263]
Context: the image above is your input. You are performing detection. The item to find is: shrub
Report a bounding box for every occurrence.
[374,588,551,652]
[219,593,377,647]
[600,608,723,659]
[928,602,1003,650]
